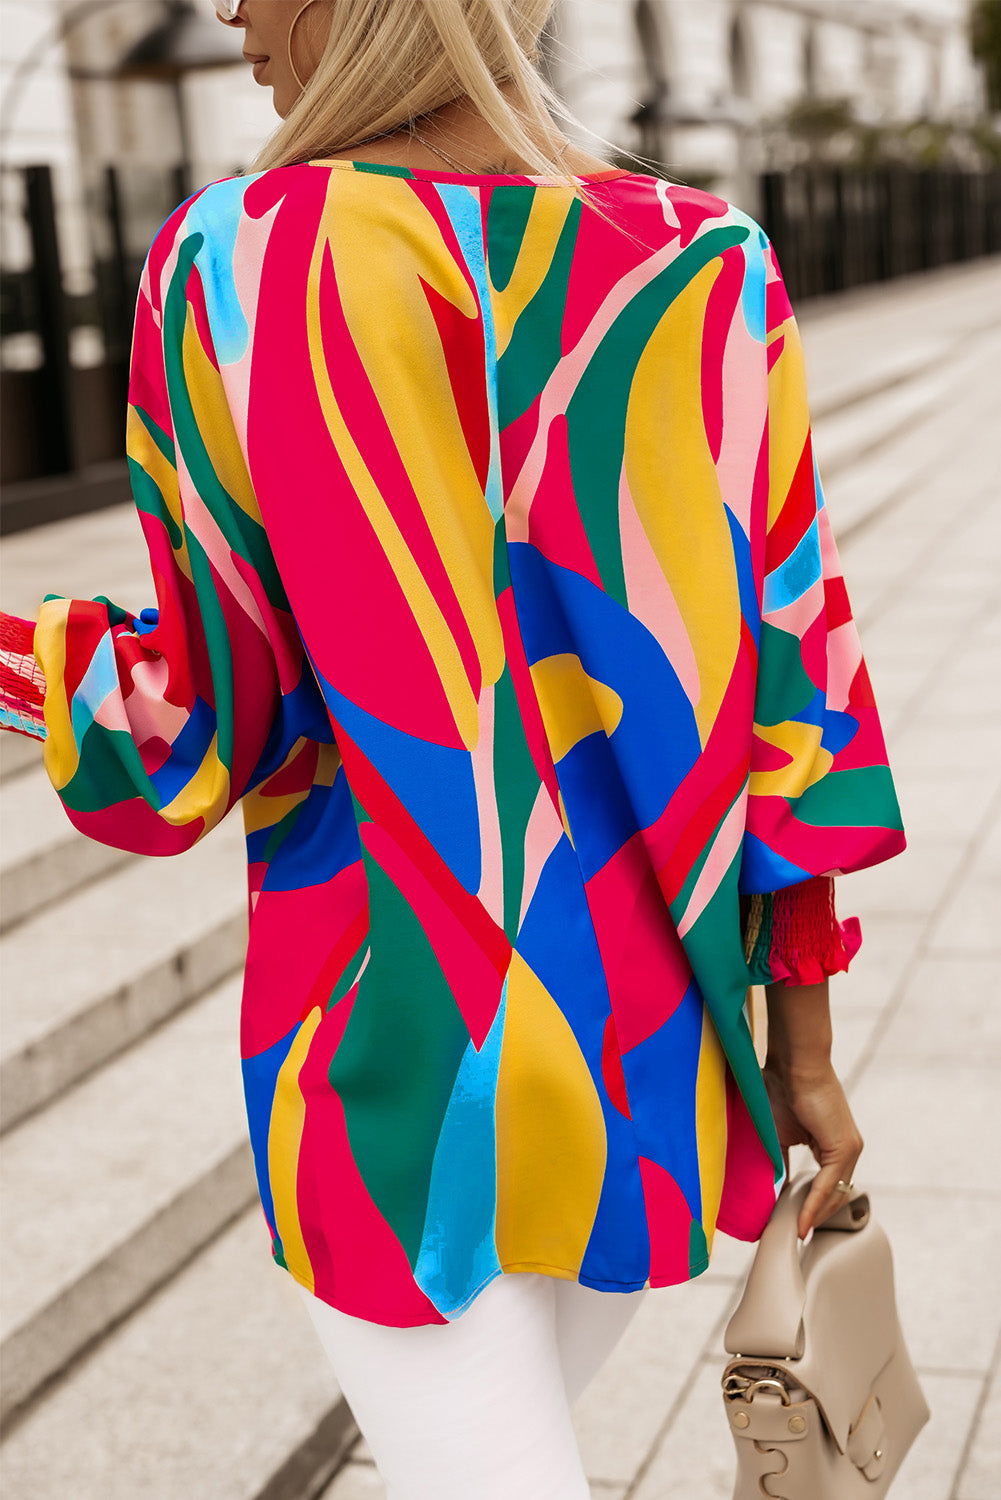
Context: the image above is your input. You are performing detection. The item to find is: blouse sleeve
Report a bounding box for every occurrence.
[737,237,906,979]
[1,196,328,856]
[741,875,861,987]
[0,614,46,740]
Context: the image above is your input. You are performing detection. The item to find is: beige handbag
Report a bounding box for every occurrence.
[721,1175,929,1498]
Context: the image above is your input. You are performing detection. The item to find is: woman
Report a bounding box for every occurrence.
[0,2,905,1495]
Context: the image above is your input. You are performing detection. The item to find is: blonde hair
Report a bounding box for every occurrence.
[250,0,574,178]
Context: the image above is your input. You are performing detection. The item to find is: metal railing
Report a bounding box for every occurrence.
[2,162,1000,515]
[1,161,180,501]
[761,166,1001,301]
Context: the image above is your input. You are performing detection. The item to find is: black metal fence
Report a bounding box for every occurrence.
[761,165,1001,301]
[2,162,1001,527]
[0,161,181,509]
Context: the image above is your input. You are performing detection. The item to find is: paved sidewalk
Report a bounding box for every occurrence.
[2,255,999,1500]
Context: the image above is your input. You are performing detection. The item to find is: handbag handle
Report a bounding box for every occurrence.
[724,1174,871,1359]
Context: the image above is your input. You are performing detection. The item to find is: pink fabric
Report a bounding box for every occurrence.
[0,612,45,740]
[744,875,862,986]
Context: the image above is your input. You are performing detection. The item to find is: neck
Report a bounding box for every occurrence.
[412,85,549,170]
[336,83,609,178]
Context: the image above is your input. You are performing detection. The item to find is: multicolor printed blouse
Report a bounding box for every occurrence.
[0,162,905,1326]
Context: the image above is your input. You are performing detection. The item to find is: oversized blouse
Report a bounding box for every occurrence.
[0,161,904,1326]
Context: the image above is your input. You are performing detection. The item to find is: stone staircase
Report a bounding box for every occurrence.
[0,734,357,1499]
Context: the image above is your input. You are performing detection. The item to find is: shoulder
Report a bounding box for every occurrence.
[147,164,324,262]
[665,184,788,309]
[600,174,774,260]
[149,172,261,256]
[140,165,323,312]
[633,180,793,338]
[664,181,771,254]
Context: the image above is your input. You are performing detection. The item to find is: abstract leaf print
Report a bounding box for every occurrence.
[1,164,904,1324]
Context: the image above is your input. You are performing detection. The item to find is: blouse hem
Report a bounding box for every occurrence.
[276,1250,712,1325]
[715,1202,778,1243]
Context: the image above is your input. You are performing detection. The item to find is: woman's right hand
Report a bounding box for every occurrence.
[762,1056,864,1240]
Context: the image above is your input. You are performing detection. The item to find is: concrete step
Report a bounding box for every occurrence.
[0,973,255,1421]
[808,331,961,423]
[797,258,1001,417]
[0,1207,357,1500]
[0,815,247,1133]
[320,1457,383,1499]
[813,362,951,482]
[0,763,135,931]
[817,333,1000,546]
[0,730,43,784]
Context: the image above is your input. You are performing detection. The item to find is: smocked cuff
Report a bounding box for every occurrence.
[743,875,861,986]
[0,612,47,741]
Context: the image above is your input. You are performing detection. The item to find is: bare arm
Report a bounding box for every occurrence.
[761,978,864,1240]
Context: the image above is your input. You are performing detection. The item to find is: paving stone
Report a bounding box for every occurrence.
[848,1059,991,1195]
[320,1458,631,1500]
[628,1356,735,1500]
[927,806,1001,957]
[830,913,924,1018]
[571,1279,736,1485]
[832,457,991,609]
[955,1361,1001,1500]
[890,1371,985,1500]
[838,488,997,657]
[890,767,1000,845]
[917,671,1001,727]
[867,1191,1001,1376]
[928,888,1001,963]
[795,259,1001,375]
[0,1209,351,1500]
[863,585,981,646]
[1,975,253,1418]
[877,955,1001,1062]
[829,1001,883,1080]
[845,835,965,924]
[889,723,1001,776]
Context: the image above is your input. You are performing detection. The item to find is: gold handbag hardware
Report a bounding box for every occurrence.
[721,1173,929,1498]
[738,1377,790,1404]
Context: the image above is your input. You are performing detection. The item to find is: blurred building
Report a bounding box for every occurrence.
[1,0,272,196]
[552,0,986,211]
[0,0,273,506]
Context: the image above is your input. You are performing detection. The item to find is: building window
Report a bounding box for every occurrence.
[803,25,818,99]
[633,0,669,162]
[730,12,751,101]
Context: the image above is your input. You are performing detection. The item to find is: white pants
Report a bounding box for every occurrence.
[297,1272,648,1500]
